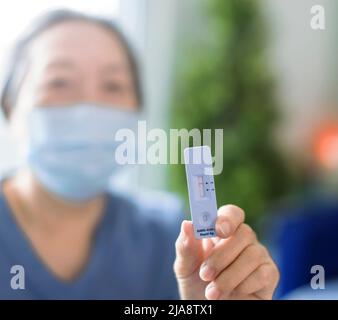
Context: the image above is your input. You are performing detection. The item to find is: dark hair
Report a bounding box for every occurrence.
[0,9,143,118]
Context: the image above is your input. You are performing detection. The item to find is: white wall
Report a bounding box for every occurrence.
[136,0,179,190]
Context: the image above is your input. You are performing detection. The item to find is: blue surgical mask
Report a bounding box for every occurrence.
[25,104,139,202]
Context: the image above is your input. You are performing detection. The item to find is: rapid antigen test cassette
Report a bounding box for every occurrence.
[184,146,217,239]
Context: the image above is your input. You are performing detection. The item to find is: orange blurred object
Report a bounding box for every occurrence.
[314,122,338,169]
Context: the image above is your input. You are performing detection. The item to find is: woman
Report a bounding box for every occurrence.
[0,9,279,299]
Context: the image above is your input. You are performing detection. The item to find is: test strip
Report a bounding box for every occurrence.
[184,146,218,239]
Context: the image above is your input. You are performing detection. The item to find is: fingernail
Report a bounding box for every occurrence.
[199,263,215,281]
[205,284,221,300]
[220,221,231,237]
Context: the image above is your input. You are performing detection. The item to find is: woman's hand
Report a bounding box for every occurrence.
[173,205,279,300]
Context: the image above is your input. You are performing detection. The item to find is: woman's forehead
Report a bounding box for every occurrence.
[27,20,130,68]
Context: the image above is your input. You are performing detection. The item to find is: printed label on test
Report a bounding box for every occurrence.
[184,146,217,239]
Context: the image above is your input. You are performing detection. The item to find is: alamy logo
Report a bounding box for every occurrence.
[310,5,325,30]
[10,265,25,290]
[310,265,325,290]
[114,122,224,175]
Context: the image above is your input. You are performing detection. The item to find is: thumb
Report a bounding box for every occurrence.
[174,220,204,279]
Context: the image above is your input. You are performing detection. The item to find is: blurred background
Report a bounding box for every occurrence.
[0,0,338,299]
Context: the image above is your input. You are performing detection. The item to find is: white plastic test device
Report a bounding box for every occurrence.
[184,146,217,239]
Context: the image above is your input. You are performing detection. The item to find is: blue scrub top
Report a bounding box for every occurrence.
[0,179,183,299]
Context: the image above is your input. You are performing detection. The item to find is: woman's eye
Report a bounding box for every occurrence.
[102,82,123,93]
[46,78,72,90]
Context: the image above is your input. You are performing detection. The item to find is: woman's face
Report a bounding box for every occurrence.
[9,20,138,133]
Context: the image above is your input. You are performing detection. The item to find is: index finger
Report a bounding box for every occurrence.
[215,205,245,238]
